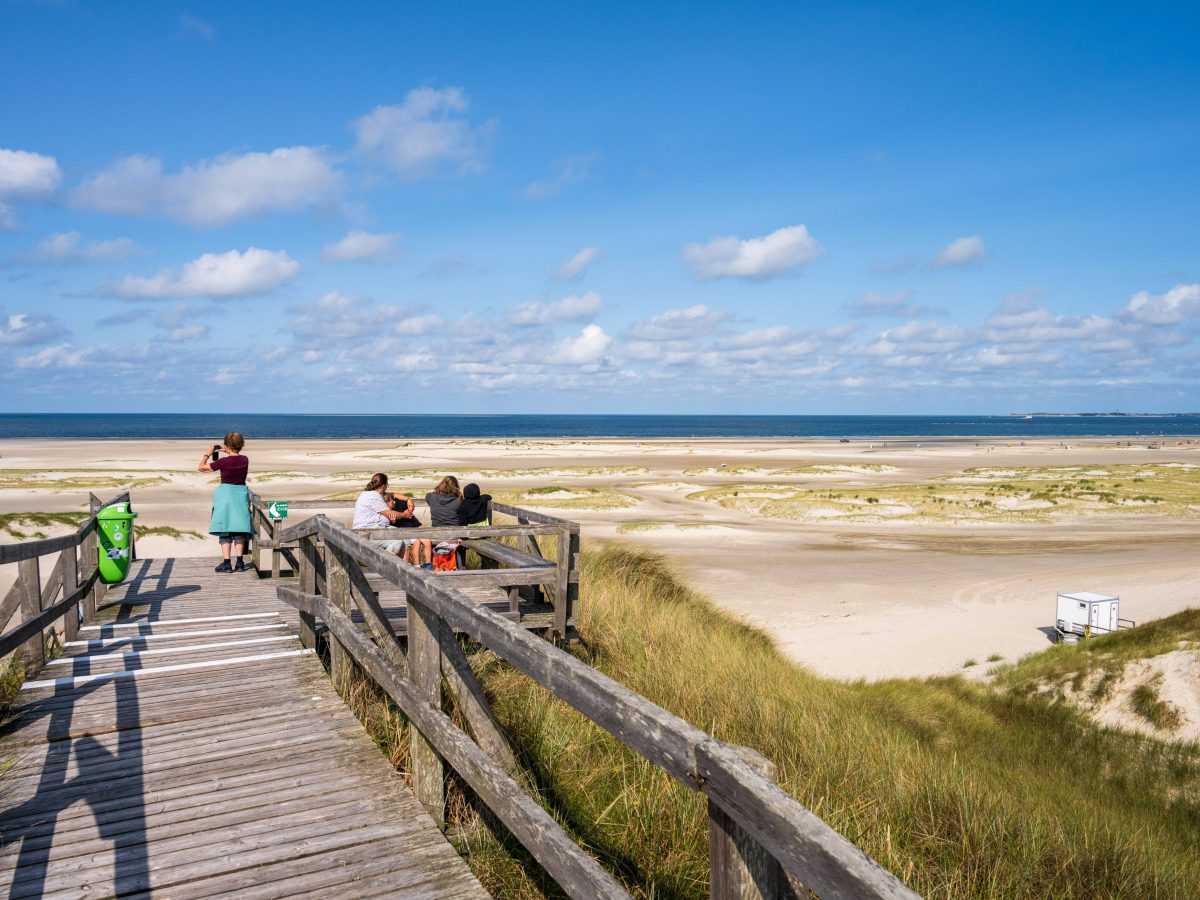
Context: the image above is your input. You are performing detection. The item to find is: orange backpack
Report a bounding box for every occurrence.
[432,544,458,571]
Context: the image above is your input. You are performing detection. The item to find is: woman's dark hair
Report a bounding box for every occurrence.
[434,475,461,497]
[224,431,245,452]
[366,473,389,492]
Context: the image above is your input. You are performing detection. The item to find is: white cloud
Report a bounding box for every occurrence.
[287,291,434,344]
[353,87,492,179]
[508,292,602,326]
[1120,283,1200,325]
[684,225,824,280]
[73,147,342,226]
[0,311,67,346]
[548,324,611,365]
[108,247,299,299]
[931,235,987,269]
[15,342,91,369]
[163,323,210,343]
[847,290,927,318]
[0,149,62,197]
[522,152,599,200]
[0,203,16,231]
[553,246,601,282]
[15,231,139,264]
[321,230,401,263]
[626,305,728,341]
[394,315,444,336]
[180,13,215,40]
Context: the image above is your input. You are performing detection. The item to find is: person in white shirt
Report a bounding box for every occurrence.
[353,473,412,559]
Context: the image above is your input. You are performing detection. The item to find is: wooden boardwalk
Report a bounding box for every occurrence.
[0,556,489,899]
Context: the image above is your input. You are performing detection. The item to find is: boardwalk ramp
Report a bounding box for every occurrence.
[0,556,487,898]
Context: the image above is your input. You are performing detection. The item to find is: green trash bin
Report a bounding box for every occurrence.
[97,502,138,584]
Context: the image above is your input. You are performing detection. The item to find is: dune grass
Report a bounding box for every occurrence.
[0,470,167,493]
[993,608,1200,704]
[492,488,638,510]
[690,463,1200,524]
[337,542,1200,898]
[0,511,88,539]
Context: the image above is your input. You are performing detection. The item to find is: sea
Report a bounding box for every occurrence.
[2,413,1199,440]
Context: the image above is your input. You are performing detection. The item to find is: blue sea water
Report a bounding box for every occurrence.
[2,413,1199,440]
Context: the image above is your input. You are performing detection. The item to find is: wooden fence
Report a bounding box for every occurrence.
[274,514,919,900]
[248,494,581,638]
[0,491,133,671]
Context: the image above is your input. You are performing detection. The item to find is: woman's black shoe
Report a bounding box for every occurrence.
[233,559,248,573]
[214,560,233,573]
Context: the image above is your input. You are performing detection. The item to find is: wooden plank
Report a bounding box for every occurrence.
[0,578,23,634]
[37,550,66,608]
[431,568,557,587]
[16,557,42,669]
[328,543,407,671]
[467,539,555,569]
[0,532,76,565]
[695,741,920,900]
[297,534,318,649]
[437,622,518,776]
[491,502,580,530]
[278,586,631,899]
[564,529,581,635]
[407,595,446,827]
[554,526,570,638]
[62,543,80,644]
[709,746,786,900]
[327,547,353,694]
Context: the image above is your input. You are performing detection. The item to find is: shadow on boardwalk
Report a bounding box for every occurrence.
[1,560,194,898]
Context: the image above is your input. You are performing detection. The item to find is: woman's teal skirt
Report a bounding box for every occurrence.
[209,483,252,535]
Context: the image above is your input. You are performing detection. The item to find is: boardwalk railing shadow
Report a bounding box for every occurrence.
[0,492,152,898]
[274,512,921,900]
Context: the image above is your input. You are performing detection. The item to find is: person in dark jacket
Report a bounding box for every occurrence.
[457,483,492,526]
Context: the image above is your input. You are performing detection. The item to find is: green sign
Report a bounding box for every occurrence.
[267,501,289,520]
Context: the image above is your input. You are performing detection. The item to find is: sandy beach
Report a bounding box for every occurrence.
[2,435,1197,681]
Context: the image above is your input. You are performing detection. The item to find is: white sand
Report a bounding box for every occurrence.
[2,435,1198,682]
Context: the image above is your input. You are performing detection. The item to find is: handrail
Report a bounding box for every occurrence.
[0,490,131,671]
[277,515,918,899]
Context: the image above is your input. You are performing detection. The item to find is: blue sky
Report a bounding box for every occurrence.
[1,1,1198,414]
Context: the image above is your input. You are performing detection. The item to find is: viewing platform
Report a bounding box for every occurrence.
[0,492,916,899]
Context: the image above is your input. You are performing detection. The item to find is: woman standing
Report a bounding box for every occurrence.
[199,432,252,573]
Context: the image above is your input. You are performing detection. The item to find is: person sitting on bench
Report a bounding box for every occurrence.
[457,483,492,526]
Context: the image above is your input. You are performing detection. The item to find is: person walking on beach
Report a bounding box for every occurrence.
[199,432,252,573]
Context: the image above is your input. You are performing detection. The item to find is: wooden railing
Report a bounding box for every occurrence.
[248,495,581,638]
[0,491,133,671]
[274,515,919,900]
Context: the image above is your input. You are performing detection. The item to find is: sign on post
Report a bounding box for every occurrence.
[267,501,289,520]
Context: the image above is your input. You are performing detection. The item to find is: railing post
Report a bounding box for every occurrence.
[565,528,580,635]
[62,546,80,644]
[709,747,786,900]
[17,557,42,671]
[88,493,107,613]
[250,496,263,573]
[327,548,352,694]
[408,596,447,826]
[297,534,318,650]
[270,517,282,580]
[554,526,571,639]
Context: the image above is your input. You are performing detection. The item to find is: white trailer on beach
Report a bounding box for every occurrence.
[1054,591,1132,643]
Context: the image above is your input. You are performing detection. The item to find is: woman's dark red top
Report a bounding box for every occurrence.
[210,454,249,485]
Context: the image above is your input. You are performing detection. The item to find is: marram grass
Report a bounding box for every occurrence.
[345,542,1200,898]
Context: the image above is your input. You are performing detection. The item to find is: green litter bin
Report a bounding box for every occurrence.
[97,502,138,584]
